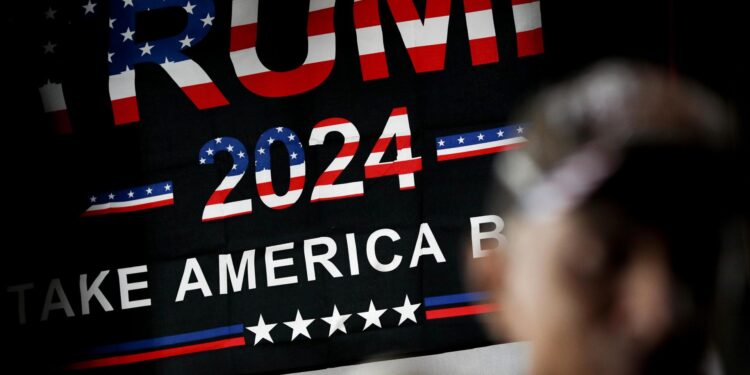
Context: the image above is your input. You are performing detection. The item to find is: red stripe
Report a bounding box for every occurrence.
[391,107,408,116]
[388,0,451,22]
[81,198,173,217]
[229,24,257,52]
[437,142,526,161]
[353,0,381,28]
[511,0,537,5]
[371,135,411,153]
[516,28,544,57]
[49,109,72,134]
[469,36,499,65]
[308,7,335,36]
[316,169,344,186]
[310,192,365,203]
[256,176,305,196]
[406,43,447,72]
[202,210,252,222]
[359,52,389,81]
[425,304,496,320]
[463,0,493,13]
[364,158,422,178]
[206,189,232,205]
[112,97,139,125]
[238,60,334,97]
[181,83,229,109]
[67,336,245,370]
[314,117,352,128]
[338,142,359,158]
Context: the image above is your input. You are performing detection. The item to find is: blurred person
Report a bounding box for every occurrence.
[470,62,743,375]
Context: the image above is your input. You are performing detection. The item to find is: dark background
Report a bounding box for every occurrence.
[2,1,747,374]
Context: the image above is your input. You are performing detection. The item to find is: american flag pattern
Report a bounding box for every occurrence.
[309,118,365,202]
[512,0,544,56]
[108,0,228,125]
[436,124,527,161]
[363,107,422,190]
[81,181,175,217]
[199,137,253,222]
[229,0,337,97]
[255,127,306,210]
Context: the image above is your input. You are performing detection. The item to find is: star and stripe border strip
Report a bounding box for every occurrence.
[65,292,496,370]
[81,181,174,217]
[435,124,528,161]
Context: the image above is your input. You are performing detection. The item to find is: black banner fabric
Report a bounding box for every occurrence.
[6,0,733,374]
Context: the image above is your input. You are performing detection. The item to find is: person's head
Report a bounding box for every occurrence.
[475,62,738,375]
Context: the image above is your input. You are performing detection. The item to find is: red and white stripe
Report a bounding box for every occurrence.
[229,0,336,97]
[39,81,72,134]
[512,0,544,57]
[354,0,451,81]
[202,174,253,222]
[256,163,306,210]
[464,0,499,65]
[109,60,228,126]
[82,194,174,217]
[436,136,528,161]
[364,107,422,190]
[309,118,364,202]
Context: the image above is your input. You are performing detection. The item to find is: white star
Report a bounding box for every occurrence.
[358,300,386,330]
[290,152,297,160]
[139,42,154,56]
[458,136,465,144]
[45,7,57,20]
[179,34,194,49]
[322,305,351,337]
[108,17,116,29]
[438,139,445,147]
[393,295,421,325]
[107,52,114,63]
[517,126,524,134]
[89,196,97,203]
[108,193,115,200]
[477,133,485,141]
[146,187,153,195]
[215,137,222,144]
[200,13,214,27]
[164,183,171,191]
[246,315,277,345]
[497,129,504,137]
[237,151,245,158]
[83,1,97,14]
[232,164,237,170]
[288,134,295,141]
[275,127,283,133]
[284,310,315,340]
[183,1,196,14]
[258,147,265,155]
[42,41,56,54]
[163,57,172,64]
[122,0,134,8]
[199,157,206,164]
[121,27,135,42]
[127,190,135,198]
[226,144,234,152]
[206,148,214,155]
[267,137,274,144]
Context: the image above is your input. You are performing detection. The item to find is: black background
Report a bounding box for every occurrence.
[2,1,746,374]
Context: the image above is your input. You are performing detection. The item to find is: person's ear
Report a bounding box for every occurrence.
[611,237,673,348]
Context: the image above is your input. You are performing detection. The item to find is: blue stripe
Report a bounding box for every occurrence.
[89,324,245,355]
[424,292,489,307]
